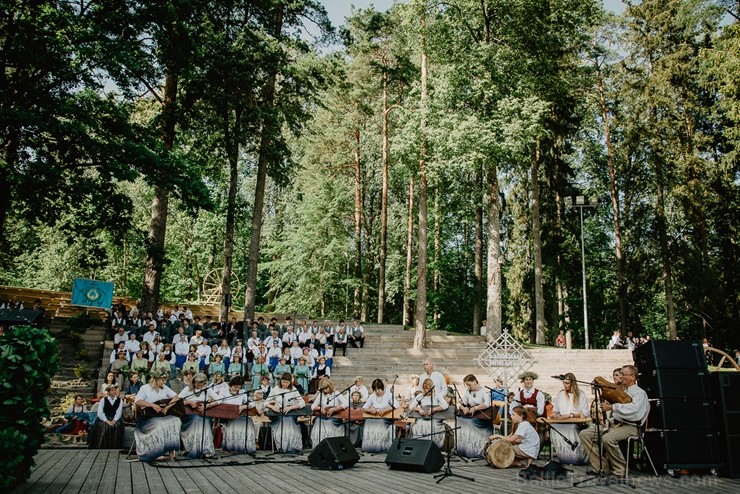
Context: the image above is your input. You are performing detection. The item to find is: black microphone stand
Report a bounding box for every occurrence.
[450,384,468,462]
[266,388,291,456]
[570,378,634,489]
[197,383,214,461]
[539,417,578,461]
[432,384,474,484]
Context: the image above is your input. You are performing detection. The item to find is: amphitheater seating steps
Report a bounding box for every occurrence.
[329,325,633,398]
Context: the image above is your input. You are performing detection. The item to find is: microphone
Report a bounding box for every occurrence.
[571,441,579,451]
[551,375,566,380]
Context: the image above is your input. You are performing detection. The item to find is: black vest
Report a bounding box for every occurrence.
[103,397,121,420]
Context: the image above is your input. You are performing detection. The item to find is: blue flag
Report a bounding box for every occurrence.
[71,278,114,309]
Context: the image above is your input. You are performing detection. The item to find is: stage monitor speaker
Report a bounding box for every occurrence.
[633,340,706,371]
[643,430,721,470]
[308,436,360,470]
[710,372,740,477]
[639,368,711,400]
[647,398,715,431]
[385,438,444,473]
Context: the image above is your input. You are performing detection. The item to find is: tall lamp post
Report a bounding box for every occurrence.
[564,195,598,349]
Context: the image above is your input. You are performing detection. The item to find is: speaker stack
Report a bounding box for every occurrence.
[633,340,721,471]
[710,371,740,477]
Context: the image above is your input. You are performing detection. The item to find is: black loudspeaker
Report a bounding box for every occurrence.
[643,430,721,470]
[639,368,711,399]
[633,340,706,371]
[385,438,445,473]
[711,372,740,477]
[308,436,360,470]
[648,398,715,430]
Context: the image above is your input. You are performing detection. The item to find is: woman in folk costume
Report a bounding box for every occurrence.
[410,378,449,449]
[550,372,590,464]
[134,372,182,462]
[88,383,124,449]
[178,372,217,458]
[456,374,493,459]
[361,379,400,453]
[220,376,258,455]
[310,376,348,448]
[265,373,306,453]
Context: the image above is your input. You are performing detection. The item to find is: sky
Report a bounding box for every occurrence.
[320,0,627,29]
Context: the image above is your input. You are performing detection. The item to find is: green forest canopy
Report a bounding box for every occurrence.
[1,0,737,351]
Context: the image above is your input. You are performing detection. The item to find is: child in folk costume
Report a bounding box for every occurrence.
[488,406,540,467]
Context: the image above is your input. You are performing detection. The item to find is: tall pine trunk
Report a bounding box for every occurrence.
[403,177,414,327]
[377,73,389,324]
[531,142,546,344]
[142,71,178,314]
[486,164,503,341]
[414,8,428,349]
[473,165,483,334]
[597,66,628,334]
[243,4,283,322]
[220,108,241,322]
[353,127,363,319]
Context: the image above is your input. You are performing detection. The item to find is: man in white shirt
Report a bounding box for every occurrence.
[142,323,159,345]
[113,327,129,345]
[578,364,649,478]
[420,359,447,397]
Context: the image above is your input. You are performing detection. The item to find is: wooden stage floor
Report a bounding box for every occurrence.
[10,448,740,494]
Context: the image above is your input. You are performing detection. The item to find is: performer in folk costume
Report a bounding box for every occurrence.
[511,371,545,418]
[88,383,124,449]
[265,373,306,453]
[550,372,590,464]
[410,378,449,449]
[178,372,217,459]
[134,372,182,462]
[578,365,649,478]
[293,356,311,393]
[361,379,400,453]
[310,376,348,448]
[220,377,257,455]
[488,406,540,468]
[456,374,493,459]
[55,394,94,434]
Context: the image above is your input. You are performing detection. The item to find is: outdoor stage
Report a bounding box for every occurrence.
[11,448,740,494]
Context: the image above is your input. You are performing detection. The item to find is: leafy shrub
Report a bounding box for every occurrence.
[74,362,90,380]
[0,325,59,490]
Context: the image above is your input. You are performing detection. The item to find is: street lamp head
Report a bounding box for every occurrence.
[576,195,585,205]
[564,196,573,207]
[590,196,598,206]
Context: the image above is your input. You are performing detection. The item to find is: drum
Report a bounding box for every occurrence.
[483,437,514,468]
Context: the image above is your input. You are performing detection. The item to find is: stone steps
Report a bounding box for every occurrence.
[326,325,632,397]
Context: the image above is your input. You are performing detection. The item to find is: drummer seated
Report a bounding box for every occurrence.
[489,406,540,468]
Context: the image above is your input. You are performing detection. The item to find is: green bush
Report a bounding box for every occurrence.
[0,325,59,491]
[74,362,90,380]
